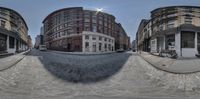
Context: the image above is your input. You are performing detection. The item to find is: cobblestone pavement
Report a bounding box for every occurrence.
[0,49,200,99]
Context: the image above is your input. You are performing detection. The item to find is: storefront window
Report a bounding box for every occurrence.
[181,31,195,48]
[9,36,15,48]
[198,33,200,53]
[166,34,175,50]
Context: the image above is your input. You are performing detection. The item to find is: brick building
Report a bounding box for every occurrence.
[42,7,130,52]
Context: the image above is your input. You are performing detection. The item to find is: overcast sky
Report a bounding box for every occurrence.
[0,0,200,43]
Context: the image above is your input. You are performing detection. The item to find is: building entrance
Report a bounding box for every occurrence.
[0,33,7,53]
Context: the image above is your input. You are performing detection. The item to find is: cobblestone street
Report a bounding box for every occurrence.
[0,49,200,99]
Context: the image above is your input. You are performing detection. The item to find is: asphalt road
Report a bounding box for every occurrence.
[0,49,200,99]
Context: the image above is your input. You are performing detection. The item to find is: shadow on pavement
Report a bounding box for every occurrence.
[27,49,131,83]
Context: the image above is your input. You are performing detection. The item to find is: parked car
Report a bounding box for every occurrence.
[116,48,124,53]
[39,45,47,51]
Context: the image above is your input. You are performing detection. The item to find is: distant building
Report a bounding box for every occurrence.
[136,6,200,58]
[136,19,150,52]
[42,7,130,52]
[40,26,44,45]
[27,35,32,49]
[132,40,136,50]
[34,35,41,49]
[0,7,29,54]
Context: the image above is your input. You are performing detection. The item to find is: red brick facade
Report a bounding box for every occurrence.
[43,7,130,52]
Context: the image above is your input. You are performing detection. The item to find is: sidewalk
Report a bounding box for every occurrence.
[47,50,116,55]
[139,52,200,74]
[0,50,29,71]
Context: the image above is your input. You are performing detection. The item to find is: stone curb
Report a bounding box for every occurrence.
[0,50,30,71]
[47,50,116,56]
[138,53,200,74]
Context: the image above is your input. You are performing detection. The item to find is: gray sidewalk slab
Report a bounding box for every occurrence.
[0,50,29,71]
[139,52,200,74]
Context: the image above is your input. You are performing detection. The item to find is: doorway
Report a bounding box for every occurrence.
[0,33,7,53]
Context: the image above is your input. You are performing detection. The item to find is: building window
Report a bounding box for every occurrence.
[85,35,89,40]
[99,36,102,41]
[0,20,6,28]
[181,31,195,48]
[159,24,163,31]
[64,30,67,36]
[85,42,89,48]
[92,25,97,32]
[108,44,111,51]
[9,36,15,48]
[77,27,80,34]
[104,38,107,41]
[92,42,96,52]
[185,17,192,24]
[99,43,102,51]
[84,19,90,22]
[92,36,96,40]
[99,20,103,25]
[167,20,175,29]
[61,31,65,36]
[92,17,97,23]
[105,44,107,51]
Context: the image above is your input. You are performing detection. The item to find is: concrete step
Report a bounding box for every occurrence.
[0,52,13,58]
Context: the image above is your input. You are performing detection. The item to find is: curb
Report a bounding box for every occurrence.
[0,50,30,71]
[47,50,116,56]
[138,53,200,74]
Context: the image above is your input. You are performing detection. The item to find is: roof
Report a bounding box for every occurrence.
[42,7,83,23]
[151,5,200,13]
[42,7,116,23]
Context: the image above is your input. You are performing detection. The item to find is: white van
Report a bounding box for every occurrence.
[39,45,47,51]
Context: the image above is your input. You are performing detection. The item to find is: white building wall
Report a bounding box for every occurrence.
[175,32,181,57]
[150,38,157,53]
[82,31,115,53]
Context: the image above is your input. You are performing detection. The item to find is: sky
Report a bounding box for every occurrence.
[0,0,200,44]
